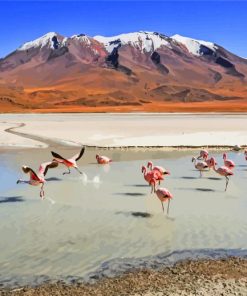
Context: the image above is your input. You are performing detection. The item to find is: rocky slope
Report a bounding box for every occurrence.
[0,31,246,112]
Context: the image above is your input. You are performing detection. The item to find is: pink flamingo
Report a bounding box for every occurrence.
[202,154,217,170]
[51,147,85,175]
[192,157,208,177]
[210,157,234,191]
[96,154,112,164]
[16,161,58,198]
[197,149,209,160]
[142,166,163,186]
[223,153,235,169]
[147,161,170,176]
[150,178,173,214]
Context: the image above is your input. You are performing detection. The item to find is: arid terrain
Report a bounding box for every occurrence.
[0,31,247,112]
[1,258,247,296]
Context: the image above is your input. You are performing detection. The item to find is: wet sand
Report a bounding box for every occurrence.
[1,258,247,295]
[1,113,247,148]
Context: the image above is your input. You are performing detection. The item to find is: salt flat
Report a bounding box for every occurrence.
[0,113,247,148]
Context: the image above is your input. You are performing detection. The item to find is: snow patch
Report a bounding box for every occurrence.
[71,34,91,45]
[94,31,171,53]
[171,34,218,56]
[18,32,59,51]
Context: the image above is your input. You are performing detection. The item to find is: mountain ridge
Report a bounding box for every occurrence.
[0,30,247,112]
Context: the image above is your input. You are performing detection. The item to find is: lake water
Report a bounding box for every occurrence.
[0,147,247,287]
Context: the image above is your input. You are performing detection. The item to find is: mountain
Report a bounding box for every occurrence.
[0,31,247,112]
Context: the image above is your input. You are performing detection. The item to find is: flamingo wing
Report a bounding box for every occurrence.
[39,161,59,176]
[71,147,85,161]
[51,151,67,162]
[219,166,234,176]
[156,188,173,200]
[22,166,40,181]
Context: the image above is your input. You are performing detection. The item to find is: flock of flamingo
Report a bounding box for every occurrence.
[16,147,247,215]
[16,147,112,198]
[141,149,247,214]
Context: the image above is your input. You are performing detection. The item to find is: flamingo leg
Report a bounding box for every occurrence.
[75,167,83,175]
[63,168,71,175]
[225,176,229,191]
[199,170,202,178]
[167,199,170,215]
[16,179,26,184]
[161,201,164,213]
[40,184,45,199]
[159,180,161,185]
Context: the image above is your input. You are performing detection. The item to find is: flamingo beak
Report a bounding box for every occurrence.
[164,171,170,175]
[16,179,20,184]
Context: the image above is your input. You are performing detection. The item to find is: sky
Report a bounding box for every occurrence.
[0,1,246,58]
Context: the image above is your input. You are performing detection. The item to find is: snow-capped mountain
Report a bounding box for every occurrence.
[0,30,246,112]
[18,32,65,51]
[16,31,219,57]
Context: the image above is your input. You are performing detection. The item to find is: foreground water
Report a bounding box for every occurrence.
[0,147,246,287]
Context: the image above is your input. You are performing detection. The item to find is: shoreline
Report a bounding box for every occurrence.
[1,257,247,295]
[1,113,247,149]
[2,98,247,113]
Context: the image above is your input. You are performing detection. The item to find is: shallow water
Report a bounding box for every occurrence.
[0,148,247,287]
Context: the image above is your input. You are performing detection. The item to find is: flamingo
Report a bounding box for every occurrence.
[16,161,58,198]
[51,147,85,175]
[192,157,208,177]
[223,153,235,169]
[96,154,112,164]
[202,154,217,170]
[197,149,209,160]
[210,157,234,191]
[147,161,170,175]
[150,178,173,214]
[142,166,163,187]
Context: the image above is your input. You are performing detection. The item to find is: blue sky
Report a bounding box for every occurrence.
[0,1,246,58]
